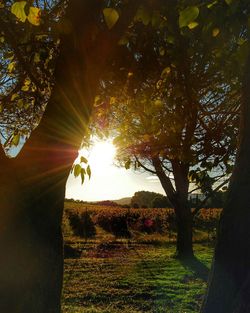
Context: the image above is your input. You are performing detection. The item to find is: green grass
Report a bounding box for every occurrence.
[62,242,213,313]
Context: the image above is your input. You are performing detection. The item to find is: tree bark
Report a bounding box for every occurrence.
[201,54,250,313]
[0,0,92,310]
[152,156,194,259]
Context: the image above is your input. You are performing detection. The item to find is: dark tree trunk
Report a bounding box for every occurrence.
[172,160,194,259]
[201,55,250,313]
[174,203,193,259]
[0,1,99,310]
[152,157,194,259]
[0,1,141,311]
[0,145,71,313]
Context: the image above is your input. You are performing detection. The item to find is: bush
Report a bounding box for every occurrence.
[68,210,96,239]
[96,213,131,238]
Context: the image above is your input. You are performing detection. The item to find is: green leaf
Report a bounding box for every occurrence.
[74,164,81,177]
[103,8,119,29]
[207,1,218,9]
[80,156,88,164]
[86,165,91,179]
[12,134,20,146]
[11,1,27,23]
[80,168,85,184]
[179,6,199,28]
[188,21,199,29]
[225,0,233,5]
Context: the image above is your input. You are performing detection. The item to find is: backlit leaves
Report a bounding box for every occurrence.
[179,6,199,28]
[103,8,119,29]
[27,7,41,26]
[11,1,41,26]
[11,1,27,23]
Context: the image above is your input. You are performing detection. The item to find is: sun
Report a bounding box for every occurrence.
[79,140,116,173]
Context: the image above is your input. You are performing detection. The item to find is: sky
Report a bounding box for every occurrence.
[66,139,165,201]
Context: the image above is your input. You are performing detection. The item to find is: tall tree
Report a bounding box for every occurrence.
[0,1,140,312]
[92,0,239,258]
[201,2,250,312]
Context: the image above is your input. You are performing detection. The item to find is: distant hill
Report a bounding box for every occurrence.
[114,197,131,205]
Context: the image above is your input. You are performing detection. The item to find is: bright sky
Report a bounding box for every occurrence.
[66,139,165,201]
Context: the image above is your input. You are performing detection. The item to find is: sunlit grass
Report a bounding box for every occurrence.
[62,217,213,313]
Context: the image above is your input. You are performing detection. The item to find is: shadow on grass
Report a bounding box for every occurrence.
[180,256,209,282]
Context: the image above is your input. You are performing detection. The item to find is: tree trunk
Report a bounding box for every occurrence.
[172,160,194,259]
[0,144,71,313]
[152,157,194,259]
[0,1,141,311]
[0,1,98,311]
[174,203,194,259]
[201,54,250,313]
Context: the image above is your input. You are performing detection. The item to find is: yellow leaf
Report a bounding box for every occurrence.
[0,36,4,43]
[7,62,16,73]
[188,21,199,29]
[103,8,119,29]
[21,85,29,91]
[34,52,40,63]
[212,28,220,37]
[11,1,27,23]
[11,93,19,101]
[27,7,41,26]
[17,99,23,108]
[161,67,171,77]
[110,97,116,105]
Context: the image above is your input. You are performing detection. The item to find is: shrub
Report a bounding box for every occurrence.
[68,210,96,239]
[96,212,131,238]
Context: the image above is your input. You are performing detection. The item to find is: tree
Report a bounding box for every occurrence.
[131,190,171,208]
[201,2,250,312]
[0,1,140,312]
[93,0,240,258]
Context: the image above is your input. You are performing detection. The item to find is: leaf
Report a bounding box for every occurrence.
[74,164,81,177]
[225,0,233,5]
[7,62,16,73]
[11,93,18,101]
[103,8,119,29]
[179,6,199,28]
[27,7,41,26]
[188,21,199,29]
[80,168,85,184]
[12,134,20,146]
[125,160,131,170]
[207,1,218,9]
[17,99,24,108]
[86,165,91,179]
[34,52,40,63]
[80,156,88,164]
[161,67,171,78]
[0,104,2,113]
[11,1,27,23]
[212,28,220,37]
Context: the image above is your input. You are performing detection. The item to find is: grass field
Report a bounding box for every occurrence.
[62,203,215,313]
